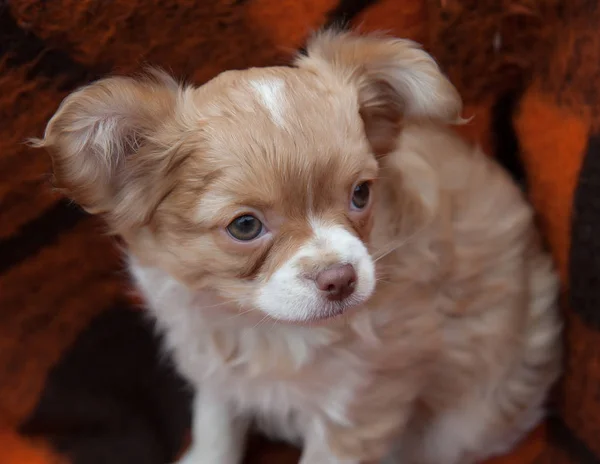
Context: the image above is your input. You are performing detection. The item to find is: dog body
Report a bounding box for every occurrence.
[37,31,562,464]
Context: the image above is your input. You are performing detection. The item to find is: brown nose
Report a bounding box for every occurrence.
[315,264,357,301]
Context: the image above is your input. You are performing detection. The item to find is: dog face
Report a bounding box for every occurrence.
[35,31,462,323]
[154,67,381,322]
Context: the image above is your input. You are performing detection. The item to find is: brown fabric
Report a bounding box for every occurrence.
[1,0,600,463]
[0,429,66,464]
[512,1,600,461]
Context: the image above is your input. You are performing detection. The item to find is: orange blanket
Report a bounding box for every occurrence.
[1,1,599,462]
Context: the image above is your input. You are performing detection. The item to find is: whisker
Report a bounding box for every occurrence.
[251,314,270,330]
[373,224,430,263]
[222,306,256,322]
[195,299,240,310]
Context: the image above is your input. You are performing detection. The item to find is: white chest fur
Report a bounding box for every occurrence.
[129,259,374,441]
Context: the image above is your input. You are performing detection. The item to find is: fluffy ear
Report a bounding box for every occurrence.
[32,71,180,232]
[296,30,463,155]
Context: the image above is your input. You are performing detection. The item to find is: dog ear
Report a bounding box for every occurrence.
[32,70,181,232]
[296,30,463,155]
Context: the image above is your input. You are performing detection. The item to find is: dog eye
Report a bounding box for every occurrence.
[227,215,264,241]
[351,182,371,210]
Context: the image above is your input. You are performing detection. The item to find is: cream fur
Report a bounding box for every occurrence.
[36,30,562,464]
[129,122,561,463]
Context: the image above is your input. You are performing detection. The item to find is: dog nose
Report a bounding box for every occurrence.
[315,264,357,301]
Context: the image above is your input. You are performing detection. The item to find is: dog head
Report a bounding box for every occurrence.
[35,31,461,323]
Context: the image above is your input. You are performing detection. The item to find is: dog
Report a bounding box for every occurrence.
[34,30,562,464]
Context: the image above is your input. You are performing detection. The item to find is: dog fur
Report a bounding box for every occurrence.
[35,30,562,464]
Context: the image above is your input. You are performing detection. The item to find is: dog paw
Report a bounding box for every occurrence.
[172,447,241,464]
[171,448,204,464]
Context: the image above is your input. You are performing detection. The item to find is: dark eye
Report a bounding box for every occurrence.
[351,182,371,210]
[227,215,264,241]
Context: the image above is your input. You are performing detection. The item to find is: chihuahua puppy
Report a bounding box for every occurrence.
[35,31,562,464]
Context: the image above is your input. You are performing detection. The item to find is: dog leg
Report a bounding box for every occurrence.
[300,420,394,464]
[299,447,360,464]
[175,389,249,464]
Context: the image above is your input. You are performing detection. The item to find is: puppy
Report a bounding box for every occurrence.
[35,30,562,464]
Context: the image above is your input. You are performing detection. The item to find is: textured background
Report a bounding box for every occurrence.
[1,0,599,463]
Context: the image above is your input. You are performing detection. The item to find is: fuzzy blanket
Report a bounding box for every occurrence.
[1,0,599,463]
